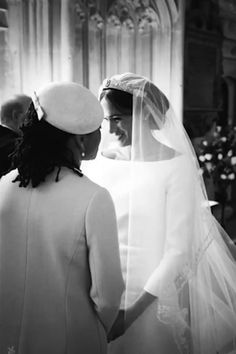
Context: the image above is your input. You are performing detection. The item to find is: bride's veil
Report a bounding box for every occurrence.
[93,73,236,353]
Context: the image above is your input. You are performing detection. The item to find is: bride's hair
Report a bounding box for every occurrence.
[11,103,82,188]
[100,88,133,116]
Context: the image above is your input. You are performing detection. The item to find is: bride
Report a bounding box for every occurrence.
[84,72,236,354]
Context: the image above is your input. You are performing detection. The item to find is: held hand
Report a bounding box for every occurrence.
[107,291,157,343]
[125,291,157,330]
[107,310,125,343]
[124,306,136,330]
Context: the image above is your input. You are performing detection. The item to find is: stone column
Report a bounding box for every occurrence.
[170,0,186,121]
[61,0,73,80]
[0,0,8,104]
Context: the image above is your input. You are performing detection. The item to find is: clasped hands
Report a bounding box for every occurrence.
[107,309,129,343]
[107,291,157,343]
[107,303,140,342]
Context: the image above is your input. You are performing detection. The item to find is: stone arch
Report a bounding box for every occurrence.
[166,0,180,24]
[152,0,171,28]
[1,0,185,120]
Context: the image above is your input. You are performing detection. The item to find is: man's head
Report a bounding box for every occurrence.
[0,95,32,133]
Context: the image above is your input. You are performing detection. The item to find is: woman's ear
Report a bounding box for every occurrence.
[76,135,86,157]
[68,135,86,158]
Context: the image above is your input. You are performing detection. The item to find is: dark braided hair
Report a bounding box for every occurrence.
[11,102,82,188]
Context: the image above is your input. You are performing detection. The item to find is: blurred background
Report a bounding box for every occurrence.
[0,0,236,239]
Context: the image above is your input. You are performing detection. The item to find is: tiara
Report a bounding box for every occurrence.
[102,78,135,94]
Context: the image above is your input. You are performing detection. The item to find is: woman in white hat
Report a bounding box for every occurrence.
[0,82,124,354]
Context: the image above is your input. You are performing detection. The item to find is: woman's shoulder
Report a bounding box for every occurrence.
[81,173,107,193]
[63,168,112,201]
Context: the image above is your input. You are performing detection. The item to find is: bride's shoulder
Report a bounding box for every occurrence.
[168,154,196,183]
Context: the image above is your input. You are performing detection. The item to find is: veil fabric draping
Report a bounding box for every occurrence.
[84,73,236,354]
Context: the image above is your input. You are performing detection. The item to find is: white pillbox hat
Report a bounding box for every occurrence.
[32,82,104,134]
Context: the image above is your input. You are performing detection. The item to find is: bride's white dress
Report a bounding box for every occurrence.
[84,152,193,354]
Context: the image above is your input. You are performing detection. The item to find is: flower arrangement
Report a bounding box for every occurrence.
[196,124,236,226]
[197,125,236,185]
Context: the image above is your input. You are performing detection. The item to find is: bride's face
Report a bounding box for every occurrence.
[101,97,132,147]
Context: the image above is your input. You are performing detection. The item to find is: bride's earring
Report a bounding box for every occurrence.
[81,151,85,158]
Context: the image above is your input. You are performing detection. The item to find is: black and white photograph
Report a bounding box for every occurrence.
[0,1,236,353]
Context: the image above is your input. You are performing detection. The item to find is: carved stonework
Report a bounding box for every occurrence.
[107,1,135,31]
[107,0,158,32]
[74,0,158,32]
[107,13,121,28]
[74,0,104,29]
[87,0,104,29]
[90,11,104,29]
[132,0,158,31]
[74,1,86,23]
[136,5,158,31]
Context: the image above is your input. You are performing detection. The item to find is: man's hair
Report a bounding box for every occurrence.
[0,95,32,129]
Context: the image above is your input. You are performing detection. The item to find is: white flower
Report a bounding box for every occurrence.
[206,162,213,171]
[228,173,235,180]
[216,126,222,132]
[231,156,236,165]
[199,155,205,162]
[199,168,204,175]
[202,140,208,146]
[205,153,212,161]
[227,150,233,157]
[218,153,223,160]
[220,174,227,180]
[221,136,227,142]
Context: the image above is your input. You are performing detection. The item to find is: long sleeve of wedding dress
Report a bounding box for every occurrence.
[144,155,194,297]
